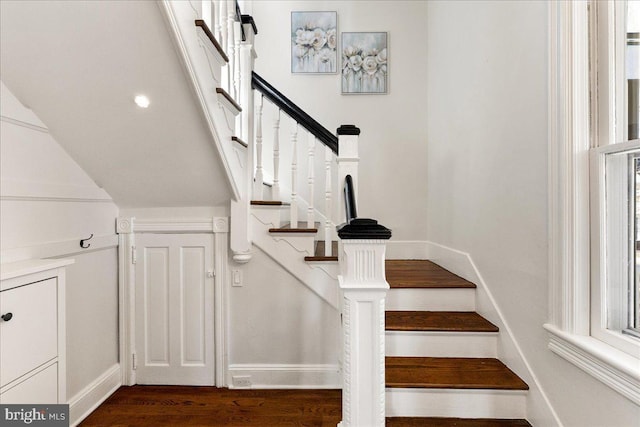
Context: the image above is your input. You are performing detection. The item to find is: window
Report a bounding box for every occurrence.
[546,0,640,405]
[590,1,640,358]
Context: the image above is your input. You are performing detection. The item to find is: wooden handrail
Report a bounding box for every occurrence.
[251,72,339,154]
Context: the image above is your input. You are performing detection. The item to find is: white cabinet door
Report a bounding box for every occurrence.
[135,234,214,385]
[0,278,57,387]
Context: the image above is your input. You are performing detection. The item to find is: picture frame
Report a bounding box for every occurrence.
[341,32,388,94]
[291,11,338,74]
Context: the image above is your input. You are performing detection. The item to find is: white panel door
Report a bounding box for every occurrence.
[135,233,214,385]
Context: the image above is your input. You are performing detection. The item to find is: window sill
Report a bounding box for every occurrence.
[543,324,640,405]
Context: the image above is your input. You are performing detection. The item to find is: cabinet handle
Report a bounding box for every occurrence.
[1,313,13,322]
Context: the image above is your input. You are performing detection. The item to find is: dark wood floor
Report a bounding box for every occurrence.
[80,386,342,427]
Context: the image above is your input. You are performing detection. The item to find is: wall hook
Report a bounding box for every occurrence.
[80,234,93,249]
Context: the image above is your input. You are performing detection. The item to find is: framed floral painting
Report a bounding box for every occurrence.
[341,32,388,94]
[291,11,337,74]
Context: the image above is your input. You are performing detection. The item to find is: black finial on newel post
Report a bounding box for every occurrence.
[337,125,361,136]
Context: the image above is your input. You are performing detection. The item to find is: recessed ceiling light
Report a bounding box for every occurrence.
[134,95,150,108]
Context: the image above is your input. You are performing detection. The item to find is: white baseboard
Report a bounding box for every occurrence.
[422,241,563,427]
[69,363,121,427]
[227,364,341,389]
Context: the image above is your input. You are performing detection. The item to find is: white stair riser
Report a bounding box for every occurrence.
[386,388,527,418]
[386,288,476,311]
[385,332,497,358]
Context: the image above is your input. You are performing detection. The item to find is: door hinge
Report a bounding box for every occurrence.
[207,269,215,278]
[131,246,137,264]
[132,352,137,370]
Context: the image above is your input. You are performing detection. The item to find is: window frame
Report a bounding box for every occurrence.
[545,0,640,405]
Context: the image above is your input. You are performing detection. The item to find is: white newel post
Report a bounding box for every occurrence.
[337,219,392,427]
[336,125,360,224]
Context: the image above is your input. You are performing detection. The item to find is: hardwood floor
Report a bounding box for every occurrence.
[80,386,342,427]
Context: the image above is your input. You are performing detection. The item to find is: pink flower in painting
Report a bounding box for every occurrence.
[362,56,378,75]
[312,28,326,50]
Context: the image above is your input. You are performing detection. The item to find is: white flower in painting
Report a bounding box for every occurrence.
[296,30,315,46]
[379,64,388,75]
[362,56,378,75]
[326,28,337,50]
[349,54,363,72]
[376,48,387,65]
[343,45,358,58]
[312,28,326,50]
[318,47,333,63]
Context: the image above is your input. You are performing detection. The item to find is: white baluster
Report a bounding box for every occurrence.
[324,146,332,256]
[253,95,264,200]
[272,109,281,201]
[290,123,299,227]
[202,0,213,29]
[233,21,242,101]
[226,0,235,94]
[307,135,316,228]
[218,0,228,92]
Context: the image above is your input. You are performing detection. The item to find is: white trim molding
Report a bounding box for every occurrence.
[227,364,340,389]
[544,324,640,405]
[69,363,121,427]
[548,0,591,334]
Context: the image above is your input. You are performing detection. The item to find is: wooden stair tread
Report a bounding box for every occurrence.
[386,417,532,427]
[305,241,338,261]
[386,311,498,332]
[194,20,228,62]
[386,260,476,289]
[251,200,289,206]
[386,357,529,390]
[269,222,319,233]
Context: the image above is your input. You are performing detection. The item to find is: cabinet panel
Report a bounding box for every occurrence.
[0,278,57,387]
[0,363,57,404]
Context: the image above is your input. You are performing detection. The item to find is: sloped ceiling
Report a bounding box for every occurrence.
[0,0,231,208]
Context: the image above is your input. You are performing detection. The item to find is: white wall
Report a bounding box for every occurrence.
[425,2,639,426]
[229,246,341,387]
[251,1,428,241]
[0,82,120,404]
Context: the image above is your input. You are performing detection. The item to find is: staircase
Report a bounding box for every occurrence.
[161,1,532,425]
[384,260,531,425]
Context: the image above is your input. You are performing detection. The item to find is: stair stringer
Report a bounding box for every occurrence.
[425,241,563,427]
[158,1,244,201]
[250,212,339,310]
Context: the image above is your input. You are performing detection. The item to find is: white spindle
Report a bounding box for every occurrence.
[253,95,264,200]
[307,135,316,228]
[324,146,332,256]
[226,0,235,93]
[290,123,299,227]
[218,0,228,92]
[272,109,281,201]
[233,21,242,101]
[202,0,213,30]
[214,0,222,42]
